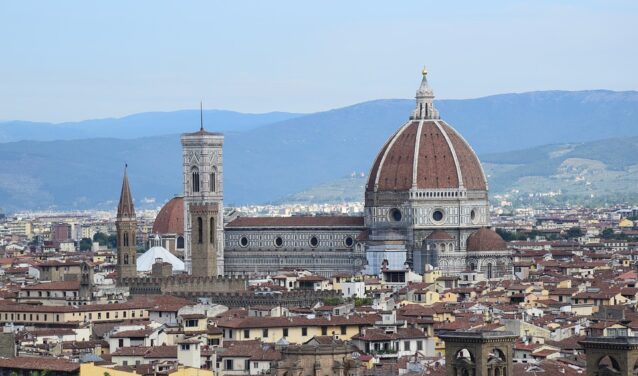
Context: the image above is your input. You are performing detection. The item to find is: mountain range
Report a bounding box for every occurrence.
[1,89,637,212]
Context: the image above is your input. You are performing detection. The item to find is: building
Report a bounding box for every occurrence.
[145,69,511,279]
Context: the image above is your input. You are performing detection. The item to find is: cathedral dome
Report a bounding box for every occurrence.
[366,71,486,193]
[152,196,184,235]
[466,228,507,252]
[426,230,453,241]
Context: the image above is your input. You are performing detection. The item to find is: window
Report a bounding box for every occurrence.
[302,327,308,336]
[224,359,233,370]
[321,327,328,335]
[310,236,318,248]
[119,339,124,347]
[181,344,190,350]
[487,263,493,279]
[123,232,129,247]
[262,329,269,338]
[214,217,215,244]
[275,236,283,247]
[191,167,200,193]
[210,171,216,192]
[244,329,250,339]
[404,341,411,351]
[283,328,288,337]
[432,209,444,222]
[344,236,354,247]
[340,325,347,335]
[186,319,198,327]
[124,254,129,265]
[197,217,203,244]
[389,208,402,222]
[244,359,250,371]
[177,236,184,249]
[240,236,248,247]
[417,340,423,351]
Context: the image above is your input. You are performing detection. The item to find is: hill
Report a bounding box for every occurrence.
[1,90,638,211]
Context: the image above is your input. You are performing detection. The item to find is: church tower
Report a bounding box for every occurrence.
[116,165,137,283]
[181,107,224,276]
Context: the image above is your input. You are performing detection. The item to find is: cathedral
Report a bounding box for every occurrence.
[120,70,512,281]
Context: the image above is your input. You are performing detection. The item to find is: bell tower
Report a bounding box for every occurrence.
[181,105,224,276]
[116,165,137,283]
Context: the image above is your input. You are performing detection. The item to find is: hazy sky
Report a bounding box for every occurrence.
[1,1,636,122]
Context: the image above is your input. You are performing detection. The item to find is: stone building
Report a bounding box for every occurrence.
[580,336,638,376]
[146,69,512,279]
[270,337,363,376]
[439,331,517,376]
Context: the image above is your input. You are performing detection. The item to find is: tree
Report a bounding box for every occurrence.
[602,228,615,239]
[107,234,117,249]
[79,238,93,251]
[93,232,109,247]
[566,227,583,238]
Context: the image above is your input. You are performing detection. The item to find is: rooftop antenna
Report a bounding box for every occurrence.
[200,101,204,131]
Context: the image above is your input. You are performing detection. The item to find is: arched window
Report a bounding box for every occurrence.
[487,263,493,279]
[191,167,200,193]
[214,217,215,244]
[210,171,216,192]
[124,254,129,265]
[197,217,203,244]
[177,236,184,249]
[123,232,129,247]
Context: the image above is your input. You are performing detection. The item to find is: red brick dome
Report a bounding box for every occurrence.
[366,119,487,192]
[152,196,184,235]
[466,228,506,252]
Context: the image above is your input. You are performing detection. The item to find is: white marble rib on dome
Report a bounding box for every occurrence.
[136,246,185,272]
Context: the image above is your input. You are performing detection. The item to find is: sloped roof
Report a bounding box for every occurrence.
[136,246,185,272]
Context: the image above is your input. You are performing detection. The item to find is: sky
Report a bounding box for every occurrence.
[1,1,637,122]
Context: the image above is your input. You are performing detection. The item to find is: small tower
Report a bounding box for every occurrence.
[116,165,137,283]
[410,67,440,120]
[181,104,224,276]
[439,331,516,376]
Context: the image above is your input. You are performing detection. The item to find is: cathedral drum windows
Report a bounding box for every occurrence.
[344,236,354,248]
[431,209,445,224]
[239,236,249,247]
[274,236,283,247]
[309,236,319,248]
[389,208,402,222]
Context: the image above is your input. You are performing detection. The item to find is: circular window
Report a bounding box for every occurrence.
[470,209,478,224]
[309,236,319,248]
[240,236,248,247]
[432,209,444,222]
[275,236,283,247]
[389,208,402,222]
[344,236,354,248]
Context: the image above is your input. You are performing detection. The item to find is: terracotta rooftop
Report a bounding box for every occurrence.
[152,196,184,235]
[467,228,507,252]
[367,120,487,192]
